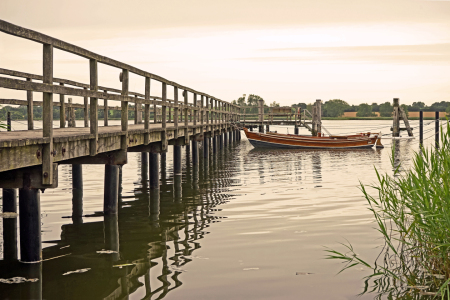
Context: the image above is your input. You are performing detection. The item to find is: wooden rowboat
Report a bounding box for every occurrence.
[243,128,383,149]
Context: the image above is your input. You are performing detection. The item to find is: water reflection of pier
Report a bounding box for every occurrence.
[0,145,236,300]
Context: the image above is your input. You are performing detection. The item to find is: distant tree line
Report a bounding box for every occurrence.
[292,100,450,117]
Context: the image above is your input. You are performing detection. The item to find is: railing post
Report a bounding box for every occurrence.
[42,44,54,185]
[90,59,98,156]
[83,88,89,127]
[419,110,423,146]
[144,77,151,144]
[201,95,204,136]
[193,93,197,127]
[161,82,167,151]
[184,90,189,142]
[121,69,129,150]
[27,78,34,130]
[174,86,179,131]
[153,93,158,124]
[435,111,439,149]
[59,83,65,128]
[104,90,108,126]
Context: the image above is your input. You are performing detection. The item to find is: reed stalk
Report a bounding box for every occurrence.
[326,122,450,299]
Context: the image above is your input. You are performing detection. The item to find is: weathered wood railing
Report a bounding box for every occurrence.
[0,19,241,185]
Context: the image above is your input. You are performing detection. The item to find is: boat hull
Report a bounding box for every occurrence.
[244,128,379,149]
[247,137,375,149]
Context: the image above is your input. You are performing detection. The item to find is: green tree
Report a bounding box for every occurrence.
[269,101,280,107]
[410,101,426,112]
[379,102,392,117]
[322,99,350,117]
[356,103,375,117]
[371,102,379,112]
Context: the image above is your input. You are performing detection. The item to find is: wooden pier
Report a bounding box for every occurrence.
[0,19,241,264]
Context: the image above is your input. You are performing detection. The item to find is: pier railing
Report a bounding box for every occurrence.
[0,19,240,184]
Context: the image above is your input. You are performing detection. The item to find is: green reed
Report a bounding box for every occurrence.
[326,122,450,299]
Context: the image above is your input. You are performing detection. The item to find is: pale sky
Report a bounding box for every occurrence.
[1,0,450,106]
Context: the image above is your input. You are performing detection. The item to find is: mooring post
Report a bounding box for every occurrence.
[19,184,41,262]
[149,152,160,189]
[435,111,439,148]
[72,164,83,223]
[173,144,182,176]
[392,98,400,137]
[419,110,423,146]
[104,165,119,215]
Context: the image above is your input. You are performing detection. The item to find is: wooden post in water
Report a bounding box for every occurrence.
[315,99,322,136]
[27,78,34,130]
[72,164,83,223]
[173,144,182,175]
[435,111,439,148]
[149,152,160,189]
[104,165,119,215]
[19,179,41,262]
[192,138,199,166]
[419,110,423,146]
[392,98,400,137]
[104,215,119,261]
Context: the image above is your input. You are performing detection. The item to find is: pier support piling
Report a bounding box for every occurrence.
[192,139,199,166]
[203,135,209,158]
[259,125,264,133]
[2,187,17,261]
[149,153,160,189]
[265,125,269,133]
[19,185,41,262]
[173,145,182,175]
[213,135,217,153]
[294,126,299,135]
[72,164,83,222]
[104,165,119,215]
[224,132,228,147]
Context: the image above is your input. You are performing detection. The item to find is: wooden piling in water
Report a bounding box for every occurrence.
[392,98,400,137]
[173,145,182,175]
[2,186,17,261]
[104,165,119,215]
[72,164,83,222]
[149,153,160,189]
[435,111,439,148]
[19,184,41,262]
[419,110,423,146]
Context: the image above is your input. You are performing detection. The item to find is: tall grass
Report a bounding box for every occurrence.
[326,123,450,299]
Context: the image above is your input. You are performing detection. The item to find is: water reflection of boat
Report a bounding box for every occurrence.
[244,128,383,149]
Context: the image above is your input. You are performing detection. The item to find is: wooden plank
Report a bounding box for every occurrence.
[42,44,53,185]
[89,59,98,156]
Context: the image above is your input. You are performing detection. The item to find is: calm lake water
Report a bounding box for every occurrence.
[0,119,443,299]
